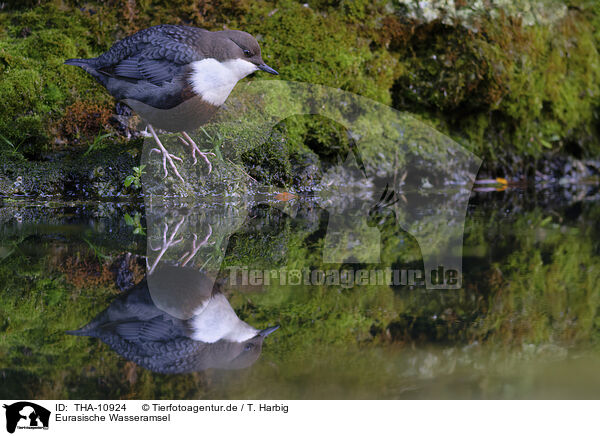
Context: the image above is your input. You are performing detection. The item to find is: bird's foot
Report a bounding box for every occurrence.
[193,149,216,174]
[178,224,213,267]
[181,131,215,174]
[147,218,185,275]
[150,147,184,182]
[147,124,185,183]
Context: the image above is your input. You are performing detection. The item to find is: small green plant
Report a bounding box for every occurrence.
[124,165,145,190]
[124,212,145,235]
[84,132,112,156]
[200,127,224,160]
[0,132,24,157]
[0,133,15,149]
[82,237,110,264]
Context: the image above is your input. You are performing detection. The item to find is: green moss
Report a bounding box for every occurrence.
[241,129,294,186]
[387,6,600,164]
[282,115,351,163]
[0,3,113,155]
[1,0,600,180]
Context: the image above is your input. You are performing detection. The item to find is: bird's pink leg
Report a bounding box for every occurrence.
[178,224,213,267]
[147,124,184,183]
[180,131,215,174]
[146,218,185,275]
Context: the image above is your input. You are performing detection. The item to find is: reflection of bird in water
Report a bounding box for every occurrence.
[67,265,279,373]
[65,25,278,182]
[367,184,400,227]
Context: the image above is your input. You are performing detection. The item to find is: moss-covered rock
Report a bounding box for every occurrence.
[384,1,600,171]
[0,3,115,156]
[0,0,600,188]
[0,140,140,198]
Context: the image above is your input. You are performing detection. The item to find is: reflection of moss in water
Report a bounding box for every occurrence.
[223,199,600,349]
[467,208,600,345]
[0,241,114,398]
[218,202,600,398]
[228,201,600,361]
[1,200,600,398]
[0,238,212,399]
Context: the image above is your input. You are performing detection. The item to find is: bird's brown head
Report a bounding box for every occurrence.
[217,29,278,75]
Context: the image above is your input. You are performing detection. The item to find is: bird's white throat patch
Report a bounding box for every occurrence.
[189,293,258,343]
[189,58,258,106]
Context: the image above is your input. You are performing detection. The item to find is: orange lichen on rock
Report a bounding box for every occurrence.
[56,100,112,145]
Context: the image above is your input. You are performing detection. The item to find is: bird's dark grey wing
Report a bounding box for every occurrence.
[103,316,184,342]
[94,25,210,86]
[95,25,209,65]
[110,56,183,86]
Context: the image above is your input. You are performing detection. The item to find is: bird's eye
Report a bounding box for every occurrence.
[244,343,254,351]
[243,49,251,57]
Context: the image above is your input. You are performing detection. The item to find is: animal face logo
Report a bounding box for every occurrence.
[3,402,50,434]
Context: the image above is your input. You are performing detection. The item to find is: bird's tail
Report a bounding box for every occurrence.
[64,58,110,86]
[64,58,100,77]
[65,327,89,336]
[66,323,98,337]
[64,58,92,69]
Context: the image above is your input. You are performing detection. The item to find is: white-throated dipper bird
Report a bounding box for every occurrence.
[65,25,278,182]
[67,264,279,373]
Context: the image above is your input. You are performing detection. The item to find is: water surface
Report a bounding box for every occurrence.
[1,184,599,399]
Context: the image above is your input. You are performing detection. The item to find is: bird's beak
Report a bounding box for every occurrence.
[259,325,280,337]
[258,64,279,75]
